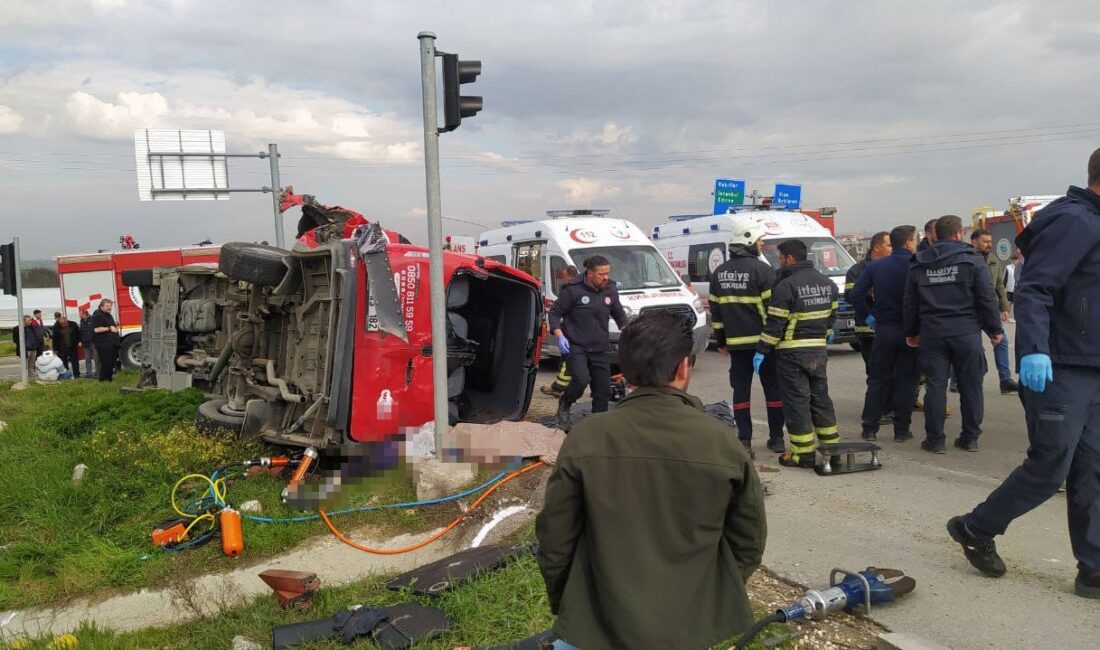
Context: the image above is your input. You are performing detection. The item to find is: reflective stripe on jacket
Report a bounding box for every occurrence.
[758,260,838,352]
[708,246,777,349]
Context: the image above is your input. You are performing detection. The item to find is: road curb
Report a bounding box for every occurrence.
[877,632,953,650]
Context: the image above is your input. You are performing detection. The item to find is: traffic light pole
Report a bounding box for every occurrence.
[418,31,450,456]
[13,236,28,386]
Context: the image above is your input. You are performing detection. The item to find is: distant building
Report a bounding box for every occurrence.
[837,232,870,260]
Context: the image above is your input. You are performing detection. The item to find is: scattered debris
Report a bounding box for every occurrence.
[258,570,321,610]
[238,500,263,514]
[0,419,7,431]
[71,464,88,487]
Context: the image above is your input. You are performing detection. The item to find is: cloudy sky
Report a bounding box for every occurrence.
[1,0,1098,258]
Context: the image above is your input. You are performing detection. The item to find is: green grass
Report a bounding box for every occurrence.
[0,376,445,611]
[1,328,14,357]
[4,548,794,650]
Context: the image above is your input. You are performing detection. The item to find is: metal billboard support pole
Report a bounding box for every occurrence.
[418,31,449,457]
[268,143,285,249]
[13,236,28,386]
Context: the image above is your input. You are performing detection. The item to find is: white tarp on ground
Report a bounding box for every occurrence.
[0,289,63,328]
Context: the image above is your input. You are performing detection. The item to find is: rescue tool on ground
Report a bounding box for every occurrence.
[732,567,916,649]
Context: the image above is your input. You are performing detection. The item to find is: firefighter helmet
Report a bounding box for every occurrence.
[728,216,767,247]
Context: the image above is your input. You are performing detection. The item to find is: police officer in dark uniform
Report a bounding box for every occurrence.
[948,149,1100,598]
[755,239,839,468]
[845,231,891,372]
[548,255,629,431]
[903,215,1001,454]
[709,215,784,455]
[851,225,920,442]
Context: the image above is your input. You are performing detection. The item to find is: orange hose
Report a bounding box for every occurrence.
[319,460,546,555]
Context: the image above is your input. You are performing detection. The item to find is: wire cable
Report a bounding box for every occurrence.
[318,461,545,555]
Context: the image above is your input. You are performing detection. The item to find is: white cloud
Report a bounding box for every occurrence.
[557,178,622,203]
[304,140,421,162]
[64,90,170,139]
[0,105,25,134]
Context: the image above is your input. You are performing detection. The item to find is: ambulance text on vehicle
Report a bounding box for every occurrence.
[650,209,860,345]
[477,210,709,359]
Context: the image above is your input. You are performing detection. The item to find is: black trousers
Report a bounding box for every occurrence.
[560,348,611,413]
[858,335,874,372]
[96,344,119,382]
[920,333,985,445]
[861,325,920,436]
[57,346,80,378]
[777,349,837,459]
[728,349,784,442]
[968,365,1100,574]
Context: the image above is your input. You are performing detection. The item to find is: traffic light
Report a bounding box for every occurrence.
[0,242,15,296]
[439,53,482,133]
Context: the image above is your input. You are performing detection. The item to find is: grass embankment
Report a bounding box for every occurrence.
[10,551,798,650]
[1,329,15,357]
[0,377,432,611]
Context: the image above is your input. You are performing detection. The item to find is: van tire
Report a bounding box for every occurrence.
[120,334,144,369]
[219,242,289,287]
[196,399,244,436]
[121,268,154,288]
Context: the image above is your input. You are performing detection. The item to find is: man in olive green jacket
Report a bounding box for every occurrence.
[536,310,767,649]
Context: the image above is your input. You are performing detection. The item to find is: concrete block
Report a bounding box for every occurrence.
[415,458,477,501]
[877,632,952,650]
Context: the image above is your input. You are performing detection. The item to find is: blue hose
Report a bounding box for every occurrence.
[243,471,509,524]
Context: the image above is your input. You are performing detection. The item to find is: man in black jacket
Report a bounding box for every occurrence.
[756,239,839,468]
[948,149,1100,599]
[904,215,1002,454]
[548,255,629,431]
[709,215,784,455]
[14,315,43,380]
[79,309,96,377]
[90,299,122,382]
[51,315,81,378]
[845,231,891,372]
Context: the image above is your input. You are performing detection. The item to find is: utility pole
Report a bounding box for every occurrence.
[418,31,450,455]
[267,143,285,248]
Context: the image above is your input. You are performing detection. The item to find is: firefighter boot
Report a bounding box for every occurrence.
[556,402,572,433]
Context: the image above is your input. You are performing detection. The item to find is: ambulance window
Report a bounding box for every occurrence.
[549,256,575,295]
[688,244,726,282]
[513,244,544,283]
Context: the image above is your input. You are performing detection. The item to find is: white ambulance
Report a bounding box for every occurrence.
[477,210,709,359]
[650,208,860,345]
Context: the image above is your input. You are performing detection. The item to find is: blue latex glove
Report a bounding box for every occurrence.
[752,352,765,374]
[1019,353,1053,393]
[865,315,877,331]
[557,334,570,355]
[827,330,836,344]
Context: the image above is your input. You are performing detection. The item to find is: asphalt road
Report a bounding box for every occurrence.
[590,324,1097,650]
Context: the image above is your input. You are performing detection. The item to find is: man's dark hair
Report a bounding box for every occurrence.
[583,255,610,271]
[564,265,578,278]
[618,309,694,388]
[870,231,890,250]
[889,225,916,250]
[923,219,937,234]
[970,228,990,241]
[777,239,808,261]
[33,309,41,315]
[935,215,964,241]
[1089,147,1100,186]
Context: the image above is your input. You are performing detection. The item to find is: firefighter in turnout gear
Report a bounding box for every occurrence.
[756,239,840,468]
[709,216,786,456]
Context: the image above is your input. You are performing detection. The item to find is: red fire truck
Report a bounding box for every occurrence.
[56,246,221,368]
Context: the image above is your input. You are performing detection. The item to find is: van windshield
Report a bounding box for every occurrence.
[761,237,856,277]
[569,245,680,290]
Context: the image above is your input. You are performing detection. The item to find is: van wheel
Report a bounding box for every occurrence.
[121,268,154,287]
[120,334,144,369]
[195,399,244,436]
[219,242,289,287]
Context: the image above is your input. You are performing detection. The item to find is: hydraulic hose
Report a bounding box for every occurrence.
[732,612,785,650]
[319,461,545,555]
